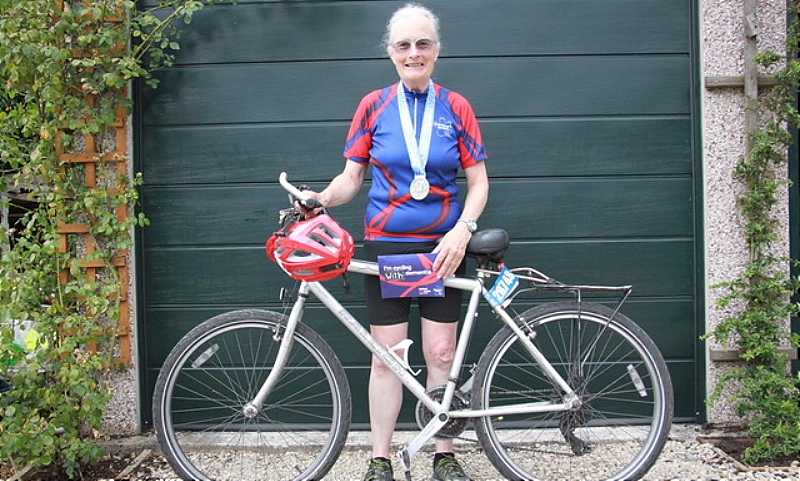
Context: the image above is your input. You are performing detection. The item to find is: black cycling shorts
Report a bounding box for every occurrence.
[363,240,465,326]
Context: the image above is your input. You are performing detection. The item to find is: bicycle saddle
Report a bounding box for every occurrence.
[466,228,510,263]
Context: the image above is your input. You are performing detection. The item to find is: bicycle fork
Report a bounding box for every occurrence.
[242,282,310,417]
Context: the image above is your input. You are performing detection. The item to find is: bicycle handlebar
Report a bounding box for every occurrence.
[279,172,323,210]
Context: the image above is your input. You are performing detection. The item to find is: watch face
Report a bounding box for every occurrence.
[462,219,477,232]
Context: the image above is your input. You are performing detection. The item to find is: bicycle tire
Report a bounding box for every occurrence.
[473,301,673,481]
[152,309,351,481]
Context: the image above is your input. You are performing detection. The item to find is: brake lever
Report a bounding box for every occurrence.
[277,207,297,227]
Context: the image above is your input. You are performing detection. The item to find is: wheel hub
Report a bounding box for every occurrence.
[242,403,259,419]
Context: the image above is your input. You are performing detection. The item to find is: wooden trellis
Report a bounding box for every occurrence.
[54,0,132,365]
[55,103,132,366]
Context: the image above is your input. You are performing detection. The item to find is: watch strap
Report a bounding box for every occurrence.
[458,218,477,233]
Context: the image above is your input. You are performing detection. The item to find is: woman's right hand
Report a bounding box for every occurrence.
[295,190,325,218]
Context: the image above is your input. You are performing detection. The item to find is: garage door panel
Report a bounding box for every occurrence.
[440,56,690,118]
[433,0,690,57]
[141,61,392,126]
[142,56,689,126]
[142,308,232,369]
[142,305,370,368]
[503,240,695,297]
[615,299,696,360]
[140,118,692,186]
[141,184,368,246]
[152,0,688,65]
[483,178,694,239]
[666,361,696,420]
[141,185,273,246]
[140,123,351,185]
[143,247,278,305]
[483,118,693,177]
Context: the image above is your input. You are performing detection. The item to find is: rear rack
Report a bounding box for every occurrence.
[478,266,633,319]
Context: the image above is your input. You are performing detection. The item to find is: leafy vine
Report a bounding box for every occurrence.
[0,0,209,477]
[707,1,800,464]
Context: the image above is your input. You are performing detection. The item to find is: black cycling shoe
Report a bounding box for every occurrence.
[364,457,394,481]
[432,453,472,481]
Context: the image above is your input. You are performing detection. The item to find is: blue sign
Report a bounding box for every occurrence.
[485,267,519,308]
[378,253,445,298]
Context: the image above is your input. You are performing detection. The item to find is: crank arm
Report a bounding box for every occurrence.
[397,412,449,472]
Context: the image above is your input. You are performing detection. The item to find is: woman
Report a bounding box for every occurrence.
[305,4,488,480]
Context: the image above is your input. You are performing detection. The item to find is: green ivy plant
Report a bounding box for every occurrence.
[0,0,209,478]
[707,1,800,464]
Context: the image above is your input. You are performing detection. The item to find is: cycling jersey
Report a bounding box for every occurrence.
[343,82,487,242]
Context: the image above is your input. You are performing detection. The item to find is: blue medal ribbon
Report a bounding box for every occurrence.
[397,80,436,200]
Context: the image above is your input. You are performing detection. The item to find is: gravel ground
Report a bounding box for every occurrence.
[98,425,800,481]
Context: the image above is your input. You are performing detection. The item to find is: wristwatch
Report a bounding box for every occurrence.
[458,218,477,233]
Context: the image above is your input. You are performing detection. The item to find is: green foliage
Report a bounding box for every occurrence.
[707,0,800,464]
[0,0,207,477]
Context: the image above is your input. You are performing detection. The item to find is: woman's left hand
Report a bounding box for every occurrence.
[432,222,472,278]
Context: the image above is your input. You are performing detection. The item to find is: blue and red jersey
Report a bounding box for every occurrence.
[343,83,487,242]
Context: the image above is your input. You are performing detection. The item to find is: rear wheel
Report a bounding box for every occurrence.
[473,301,673,481]
[152,309,351,481]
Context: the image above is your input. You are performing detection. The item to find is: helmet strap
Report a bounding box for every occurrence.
[341,272,351,294]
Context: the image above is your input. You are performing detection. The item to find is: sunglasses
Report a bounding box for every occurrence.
[391,38,437,54]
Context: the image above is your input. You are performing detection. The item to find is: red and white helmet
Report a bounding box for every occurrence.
[266,214,354,281]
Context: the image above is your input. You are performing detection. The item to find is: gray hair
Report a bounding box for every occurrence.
[382,3,441,51]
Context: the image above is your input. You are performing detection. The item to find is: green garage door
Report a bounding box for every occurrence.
[135,0,701,429]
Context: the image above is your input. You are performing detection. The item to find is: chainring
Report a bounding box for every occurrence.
[415,385,470,439]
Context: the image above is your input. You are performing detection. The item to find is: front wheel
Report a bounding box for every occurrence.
[152,309,351,481]
[473,301,673,481]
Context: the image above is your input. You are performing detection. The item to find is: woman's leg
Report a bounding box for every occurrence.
[421,317,458,453]
[368,322,409,459]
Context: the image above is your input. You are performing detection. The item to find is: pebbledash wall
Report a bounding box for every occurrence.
[97,0,793,434]
[701,0,793,424]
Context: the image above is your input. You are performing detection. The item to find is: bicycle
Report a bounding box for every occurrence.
[152,172,674,481]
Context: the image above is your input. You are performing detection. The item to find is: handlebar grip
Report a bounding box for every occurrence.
[279,172,324,210]
[298,196,323,210]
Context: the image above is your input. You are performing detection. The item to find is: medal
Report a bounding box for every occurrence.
[397,80,435,201]
[410,175,430,200]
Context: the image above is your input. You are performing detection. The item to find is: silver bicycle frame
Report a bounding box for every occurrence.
[246,259,578,434]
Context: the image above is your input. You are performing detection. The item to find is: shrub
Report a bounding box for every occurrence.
[0,0,209,477]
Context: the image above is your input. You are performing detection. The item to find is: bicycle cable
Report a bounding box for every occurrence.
[274,280,300,340]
